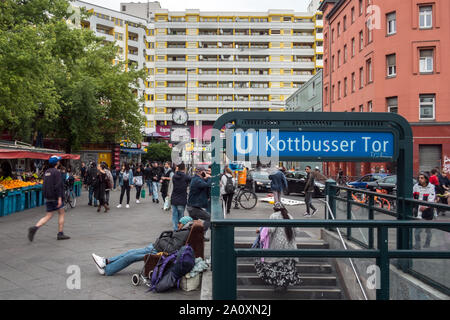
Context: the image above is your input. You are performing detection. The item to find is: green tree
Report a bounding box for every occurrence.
[0,0,145,151]
[143,142,172,163]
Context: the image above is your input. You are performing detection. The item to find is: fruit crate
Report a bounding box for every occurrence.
[0,192,7,217]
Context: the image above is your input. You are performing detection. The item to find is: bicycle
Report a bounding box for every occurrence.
[232,186,258,210]
[64,178,76,210]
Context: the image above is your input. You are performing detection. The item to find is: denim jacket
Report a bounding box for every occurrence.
[118,169,134,187]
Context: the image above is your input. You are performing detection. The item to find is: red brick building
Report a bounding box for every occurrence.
[319,0,450,177]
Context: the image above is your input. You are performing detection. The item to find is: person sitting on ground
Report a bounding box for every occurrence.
[91,216,195,276]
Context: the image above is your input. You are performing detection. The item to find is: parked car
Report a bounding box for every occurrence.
[249,170,271,192]
[347,173,390,189]
[366,175,418,194]
[284,171,325,198]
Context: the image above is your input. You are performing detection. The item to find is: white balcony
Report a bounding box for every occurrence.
[315,20,324,28]
[127,39,140,48]
[315,46,324,53]
[315,59,324,67]
[97,33,114,43]
[316,33,324,40]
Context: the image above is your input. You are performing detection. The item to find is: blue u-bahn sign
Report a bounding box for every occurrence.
[228,130,396,161]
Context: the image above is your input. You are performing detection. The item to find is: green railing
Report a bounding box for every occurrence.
[211,215,450,300]
[326,180,450,296]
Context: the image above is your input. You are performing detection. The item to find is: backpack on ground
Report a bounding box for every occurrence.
[149,245,195,293]
[224,175,235,194]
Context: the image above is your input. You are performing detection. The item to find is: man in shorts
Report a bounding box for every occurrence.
[28,156,70,242]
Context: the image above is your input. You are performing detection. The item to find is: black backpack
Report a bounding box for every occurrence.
[224,175,235,194]
[153,229,190,254]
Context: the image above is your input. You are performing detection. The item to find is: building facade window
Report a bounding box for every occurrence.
[419,6,433,29]
[359,105,364,112]
[368,101,373,112]
[338,81,341,99]
[344,77,348,96]
[351,7,355,23]
[387,54,396,77]
[352,38,356,56]
[359,31,364,50]
[419,94,435,120]
[344,44,348,63]
[366,59,373,83]
[352,72,356,92]
[387,12,396,35]
[419,49,434,73]
[343,16,347,31]
[359,67,364,88]
[387,97,398,113]
[359,0,363,16]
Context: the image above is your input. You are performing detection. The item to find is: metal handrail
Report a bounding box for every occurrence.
[321,196,368,300]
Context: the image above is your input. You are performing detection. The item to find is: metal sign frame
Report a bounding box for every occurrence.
[210,112,414,300]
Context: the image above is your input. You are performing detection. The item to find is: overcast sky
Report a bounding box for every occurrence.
[84,0,310,12]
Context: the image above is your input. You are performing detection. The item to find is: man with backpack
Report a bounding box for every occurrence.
[220,167,236,214]
[91,217,194,276]
[102,162,114,207]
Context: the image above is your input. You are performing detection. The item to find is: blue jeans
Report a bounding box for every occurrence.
[113,176,117,189]
[152,182,160,200]
[104,244,157,276]
[146,180,153,196]
[171,205,186,231]
[88,186,97,206]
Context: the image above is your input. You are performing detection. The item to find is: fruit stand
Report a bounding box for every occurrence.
[0,147,82,217]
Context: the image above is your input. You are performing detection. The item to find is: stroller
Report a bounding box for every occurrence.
[131,220,205,286]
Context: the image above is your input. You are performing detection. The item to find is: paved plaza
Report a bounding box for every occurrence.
[0,187,325,300]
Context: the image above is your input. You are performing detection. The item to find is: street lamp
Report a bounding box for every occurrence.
[186,68,196,172]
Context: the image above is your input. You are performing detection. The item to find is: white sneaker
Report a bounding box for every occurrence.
[116,204,122,208]
[126,204,130,209]
[136,200,140,204]
[92,253,106,275]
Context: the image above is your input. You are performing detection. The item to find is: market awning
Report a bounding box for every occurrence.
[0,149,80,160]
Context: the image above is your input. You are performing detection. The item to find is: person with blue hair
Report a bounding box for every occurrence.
[91,217,194,276]
[28,156,70,242]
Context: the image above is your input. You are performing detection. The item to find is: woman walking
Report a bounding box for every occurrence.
[94,163,110,213]
[117,164,134,209]
[220,167,236,214]
[254,203,302,293]
[133,166,144,204]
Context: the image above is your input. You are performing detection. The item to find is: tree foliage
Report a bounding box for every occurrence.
[0,0,145,151]
[142,142,172,163]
